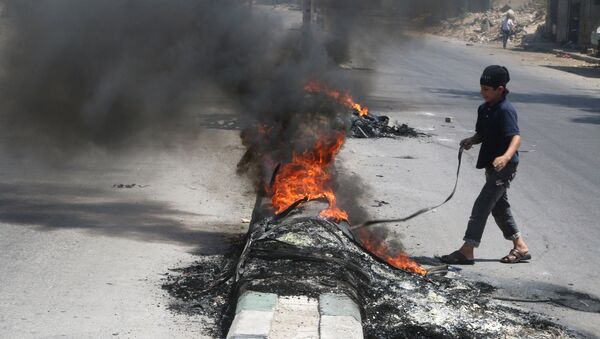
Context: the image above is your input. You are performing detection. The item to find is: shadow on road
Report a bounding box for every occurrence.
[415,254,600,315]
[496,281,600,314]
[571,115,600,125]
[543,65,600,79]
[424,87,600,114]
[0,182,240,255]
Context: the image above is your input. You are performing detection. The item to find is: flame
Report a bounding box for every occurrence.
[270,131,348,222]
[266,81,423,275]
[358,229,427,276]
[304,80,369,117]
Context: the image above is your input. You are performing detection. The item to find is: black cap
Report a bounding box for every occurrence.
[480,65,510,88]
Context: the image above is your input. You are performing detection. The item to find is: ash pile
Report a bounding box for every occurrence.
[350,111,422,139]
[428,3,547,46]
[164,199,573,338]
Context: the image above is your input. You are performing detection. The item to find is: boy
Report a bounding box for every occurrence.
[441,65,531,265]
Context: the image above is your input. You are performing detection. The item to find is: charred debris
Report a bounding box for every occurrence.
[302,80,423,139]
[163,86,569,338]
[350,112,423,139]
[163,198,572,338]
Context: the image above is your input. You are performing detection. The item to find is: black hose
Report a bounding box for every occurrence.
[351,146,464,231]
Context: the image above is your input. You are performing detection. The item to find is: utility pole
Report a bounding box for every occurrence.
[302,0,315,31]
[301,0,316,48]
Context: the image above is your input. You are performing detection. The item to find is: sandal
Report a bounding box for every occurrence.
[439,250,475,265]
[500,249,532,264]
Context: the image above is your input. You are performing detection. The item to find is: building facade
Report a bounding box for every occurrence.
[546,0,600,47]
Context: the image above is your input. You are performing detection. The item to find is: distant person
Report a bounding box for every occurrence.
[440,65,531,265]
[501,12,515,49]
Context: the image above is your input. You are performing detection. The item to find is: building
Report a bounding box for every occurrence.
[546,0,600,47]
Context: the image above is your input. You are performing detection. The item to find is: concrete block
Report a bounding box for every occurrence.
[319,293,361,322]
[227,310,274,338]
[319,294,363,339]
[319,315,363,339]
[227,292,278,339]
[270,296,319,339]
[236,291,278,314]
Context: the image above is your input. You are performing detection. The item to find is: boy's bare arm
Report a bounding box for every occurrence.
[492,135,521,171]
[460,133,482,150]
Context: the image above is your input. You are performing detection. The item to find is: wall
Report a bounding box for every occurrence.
[553,0,571,42]
[579,0,600,47]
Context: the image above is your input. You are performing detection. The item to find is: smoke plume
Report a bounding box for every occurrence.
[0,0,421,223]
[0,0,383,154]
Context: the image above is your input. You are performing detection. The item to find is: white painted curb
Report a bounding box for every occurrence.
[226,292,364,339]
[227,292,278,339]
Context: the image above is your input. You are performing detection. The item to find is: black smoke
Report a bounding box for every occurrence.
[0,0,360,153]
[0,0,426,224]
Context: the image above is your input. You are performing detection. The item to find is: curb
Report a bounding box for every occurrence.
[227,292,278,339]
[227,291,364,339]
[319,293,363,339]
[552,49,600,64]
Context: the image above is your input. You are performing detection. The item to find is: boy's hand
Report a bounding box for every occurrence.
[492,155,510,172]
[460,138,474,150]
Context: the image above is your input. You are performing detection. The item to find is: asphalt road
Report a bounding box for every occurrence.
[0,130,253,338]
[340,32,600,336]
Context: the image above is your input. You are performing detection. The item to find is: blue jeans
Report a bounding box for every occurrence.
[463,163,520,247]
[502,29,510,49]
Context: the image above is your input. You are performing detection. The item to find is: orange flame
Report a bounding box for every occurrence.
[359,229,427,276]
[304,81,369,117]
[270,131,348,222]
[266,82,423,275]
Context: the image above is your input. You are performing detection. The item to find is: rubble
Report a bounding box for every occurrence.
[428,2,547,46]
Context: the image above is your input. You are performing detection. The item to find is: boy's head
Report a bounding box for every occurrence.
[480,65,510,104]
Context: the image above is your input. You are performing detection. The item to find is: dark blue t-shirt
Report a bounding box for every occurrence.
[475,98,520,169]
